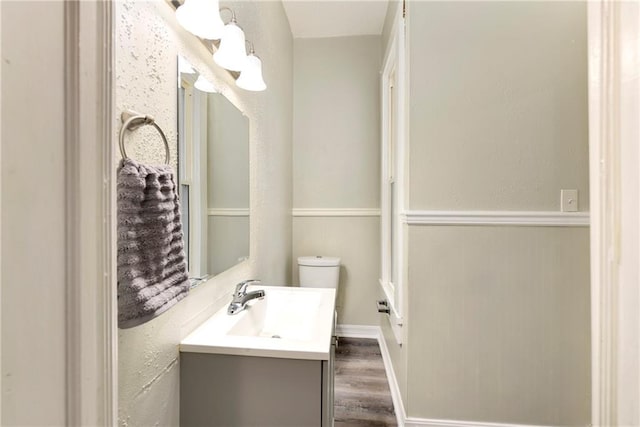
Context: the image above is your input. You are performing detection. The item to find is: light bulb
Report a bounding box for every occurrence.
[236,53,266,92]
[213,21,247,71]
[194,75,217,93]
[175,0,224,40]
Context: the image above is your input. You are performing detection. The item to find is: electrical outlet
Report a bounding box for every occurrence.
[561,189,578,212]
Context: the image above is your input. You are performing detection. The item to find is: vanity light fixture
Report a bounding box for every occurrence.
[194,75,217,93]
[175,1,266,91]
[236,41,266,92]
[175,0,224,40]
[213,8,247,72]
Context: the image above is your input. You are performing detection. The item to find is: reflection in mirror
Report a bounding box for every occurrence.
[177,56,249,282]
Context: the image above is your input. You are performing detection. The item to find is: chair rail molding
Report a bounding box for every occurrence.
[402,210,590,227]
[292,208,381,217]
[208,208,250,216]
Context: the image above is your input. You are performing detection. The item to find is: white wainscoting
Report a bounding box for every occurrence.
[402,210,590,227]
[292,208,381,217]
[207,208,250,216]
[338,324,568,427]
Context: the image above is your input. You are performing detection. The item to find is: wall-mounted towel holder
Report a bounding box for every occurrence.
[118,109,170,164]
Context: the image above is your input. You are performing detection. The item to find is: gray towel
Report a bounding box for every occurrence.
[117,158,190,328]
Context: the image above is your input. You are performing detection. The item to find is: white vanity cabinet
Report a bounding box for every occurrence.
[180,346,335,426]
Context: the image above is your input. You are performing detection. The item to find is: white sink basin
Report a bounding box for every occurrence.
[180,285,336,360]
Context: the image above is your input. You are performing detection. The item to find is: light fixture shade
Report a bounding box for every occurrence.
[194,75,217,93]
[176,0,224,40]
[236,54,267,91]
[213,22,247,71]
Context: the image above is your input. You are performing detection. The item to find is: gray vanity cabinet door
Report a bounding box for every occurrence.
[321,337,336,427]
[180,353,323,427]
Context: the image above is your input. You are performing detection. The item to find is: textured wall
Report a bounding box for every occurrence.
[116,1,293,425]
[292,35,381,325]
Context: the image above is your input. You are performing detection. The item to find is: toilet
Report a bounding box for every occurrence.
[298,256,341,340]
[297,256,341,291]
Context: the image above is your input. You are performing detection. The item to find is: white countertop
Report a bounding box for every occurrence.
[180,285,336,360]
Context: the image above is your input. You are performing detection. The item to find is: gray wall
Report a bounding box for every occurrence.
[207,94,250,274]
[381,0,400,56]
[116,1,293,425]
[408,1,589,211]
[292,35,381,325]
[207,95,249,211]
[380,1,591,425]
[1,2,67,424]
[408,227,590,425]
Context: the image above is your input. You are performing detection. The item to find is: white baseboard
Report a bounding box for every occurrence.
[403,418,558,427]
[335,324,380,339]
[376,325,407,427]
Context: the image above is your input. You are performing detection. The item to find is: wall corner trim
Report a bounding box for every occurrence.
[402,210,590,227]
[292,208,381,217]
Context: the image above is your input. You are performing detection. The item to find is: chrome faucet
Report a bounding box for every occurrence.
[227,280,265,315]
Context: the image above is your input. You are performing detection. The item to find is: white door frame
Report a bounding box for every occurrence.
[0,2,3,421]
[66,1,117,424]
[59,0,640,425]
[380,0,406,345]
[588,0,640,426]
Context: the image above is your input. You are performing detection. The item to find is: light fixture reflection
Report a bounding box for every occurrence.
[178,56,196,75]
[176,0,224,40]
[236,46,266,92]
[194,75,217,93]
[213,20,247,72]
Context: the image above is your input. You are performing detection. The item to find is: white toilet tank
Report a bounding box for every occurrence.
[298,256,341,289]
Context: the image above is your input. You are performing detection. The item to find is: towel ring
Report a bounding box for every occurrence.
[119,109,170,165]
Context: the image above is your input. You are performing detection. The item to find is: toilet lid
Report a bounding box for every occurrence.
[298,256,341,267]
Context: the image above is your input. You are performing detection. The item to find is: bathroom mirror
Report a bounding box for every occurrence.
[177,56,250,280]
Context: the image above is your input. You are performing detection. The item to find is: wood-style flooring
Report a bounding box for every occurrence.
[334,338,397,426]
